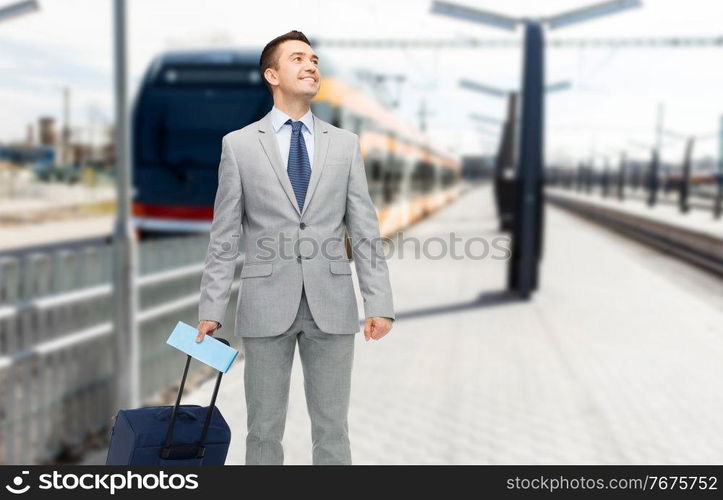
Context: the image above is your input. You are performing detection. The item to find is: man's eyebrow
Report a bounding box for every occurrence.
[289,51,319,62]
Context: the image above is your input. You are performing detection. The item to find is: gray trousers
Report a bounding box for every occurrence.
[240,285,356,465]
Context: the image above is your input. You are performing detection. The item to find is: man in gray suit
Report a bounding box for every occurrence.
[195,30,395,465]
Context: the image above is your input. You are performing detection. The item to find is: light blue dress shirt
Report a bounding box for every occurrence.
[269,105,315,170]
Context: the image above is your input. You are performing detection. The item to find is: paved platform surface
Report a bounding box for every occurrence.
[82,184,723,465]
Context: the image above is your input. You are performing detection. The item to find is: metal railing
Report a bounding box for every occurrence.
[0,233,241,465]
[546,168,723,218]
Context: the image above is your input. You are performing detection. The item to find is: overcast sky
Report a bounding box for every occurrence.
[1,0,722,165]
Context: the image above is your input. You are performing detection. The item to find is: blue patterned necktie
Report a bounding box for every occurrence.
[286,119,312,212]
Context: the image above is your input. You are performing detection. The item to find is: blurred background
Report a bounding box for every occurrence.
[0,0,721,465]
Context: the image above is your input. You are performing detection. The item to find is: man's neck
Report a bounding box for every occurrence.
[273,97,311,121]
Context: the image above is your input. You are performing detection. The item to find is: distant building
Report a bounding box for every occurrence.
[39,116,58,148]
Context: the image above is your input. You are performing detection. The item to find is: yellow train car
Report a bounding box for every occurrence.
[311,75,462,237]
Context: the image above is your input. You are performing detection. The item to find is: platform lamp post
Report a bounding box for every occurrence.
[601,156,611,198]
[629,139,660,207]
[617,150,627,201]
[470,109,510,230]
[576,162,585,192]
[596,147,626,200]
[0,0,38,22]
[679,136,694,214]
[586,157,595,194]
[664,128,718,215]
[465,79,569,234]
[431,0,642,299]
[111,0,140,414]
[661,128,696,215]
[715,115,723,219]
[649,103,665,206]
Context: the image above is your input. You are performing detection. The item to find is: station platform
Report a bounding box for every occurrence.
[546,187,722,275]
[82,184,723,465]
[0,184,115,251]
[546,187,721,239]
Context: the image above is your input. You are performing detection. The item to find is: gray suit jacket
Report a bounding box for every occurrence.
[198,109,395,337]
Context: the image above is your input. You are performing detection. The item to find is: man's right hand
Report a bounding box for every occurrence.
[196,320,220,343]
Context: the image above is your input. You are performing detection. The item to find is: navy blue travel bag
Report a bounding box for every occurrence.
[105,338,232,465]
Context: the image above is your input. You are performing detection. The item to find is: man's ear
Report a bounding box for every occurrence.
[264,68,277,87]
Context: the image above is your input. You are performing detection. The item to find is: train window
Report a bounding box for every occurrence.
[383,158,404,204]
[365,158,384,205]
[446,169,459,187]
[383,170,394,204]
[370,160,382,182]
[411,160,436,194]
[154,65,262,87]
[135,86,272,168]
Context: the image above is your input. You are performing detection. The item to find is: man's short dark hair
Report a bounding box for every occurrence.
[259,30,312,95]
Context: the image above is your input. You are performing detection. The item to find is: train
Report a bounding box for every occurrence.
[130,47,462,239]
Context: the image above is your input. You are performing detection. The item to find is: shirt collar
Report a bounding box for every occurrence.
[270,105,314,135]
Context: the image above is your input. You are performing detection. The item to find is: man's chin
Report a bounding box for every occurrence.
[295,88,319,99]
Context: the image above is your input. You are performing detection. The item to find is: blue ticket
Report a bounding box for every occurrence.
[166,320,239,373]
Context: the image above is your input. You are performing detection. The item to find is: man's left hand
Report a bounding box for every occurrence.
[364,317,393,341]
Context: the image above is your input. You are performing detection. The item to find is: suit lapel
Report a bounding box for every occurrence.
[257,110,331,218]
[301,114,330,218]
[258,111,301,215]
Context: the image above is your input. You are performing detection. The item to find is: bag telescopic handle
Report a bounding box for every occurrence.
[161,337,230,459]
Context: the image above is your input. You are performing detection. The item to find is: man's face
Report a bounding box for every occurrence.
[267,40,320,99]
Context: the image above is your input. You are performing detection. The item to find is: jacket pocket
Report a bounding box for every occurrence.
[240,263,273,278]
[329,260,352,275]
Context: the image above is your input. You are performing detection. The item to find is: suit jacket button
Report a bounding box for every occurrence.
[299,222,306,229]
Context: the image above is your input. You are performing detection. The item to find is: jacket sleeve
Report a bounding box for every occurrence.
[198,135,243,329]
[343,134,395,320]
